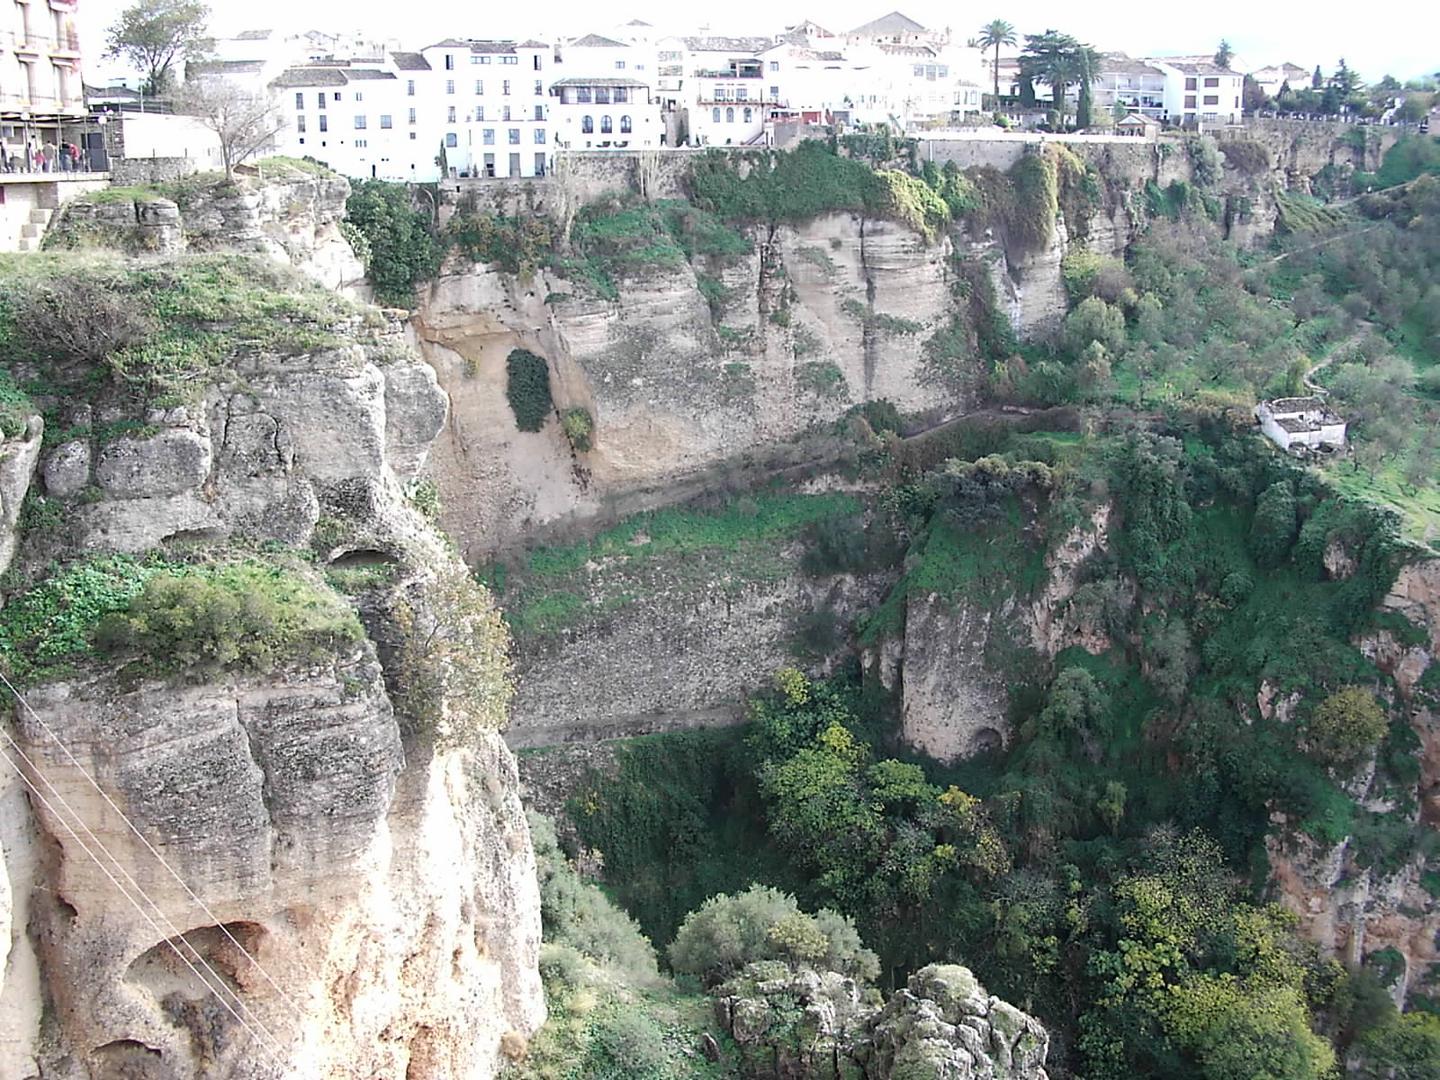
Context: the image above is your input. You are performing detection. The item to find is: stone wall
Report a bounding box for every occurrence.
[110,155,202,185]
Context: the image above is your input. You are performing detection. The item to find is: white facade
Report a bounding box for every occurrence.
[1248,63,1310,100]
[2,0,84,120]
[1256,397,1347,450]
[1091,55,1168,122]
[272,64,416,180]
[550,78,658,149]
[421,39,553,179]
[1151,59,1244,127]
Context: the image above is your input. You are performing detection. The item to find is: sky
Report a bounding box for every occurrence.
[78,0,1439,85]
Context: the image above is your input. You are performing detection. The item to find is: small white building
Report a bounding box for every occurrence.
[1256,397,1347,451]
[1091,54,1168,122]
[1248,62,1311,101]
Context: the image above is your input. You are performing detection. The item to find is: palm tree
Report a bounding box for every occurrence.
[1020,30,1086,128]
[977,19,1017,110]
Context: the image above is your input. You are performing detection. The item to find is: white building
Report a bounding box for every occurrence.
[420,39,553,179]
[674,36,777,146]
[1150,58,1244,127]
[844,11,948,49]
[550,77,659,149]
[1248,62,1311,100]
[1091,55,1168,122]
[1256,397,1347,451]
[270,63,412,180]
[2,0,86,129]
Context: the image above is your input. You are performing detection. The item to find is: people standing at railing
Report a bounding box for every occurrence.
[41,141,56,172]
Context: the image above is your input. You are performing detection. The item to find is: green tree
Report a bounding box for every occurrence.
[1250,481,1299,567]
[343,180,443,307]
[1307,687,1387,766]
[1313,65,1324,90]
[1355,1012,1440,1079]
[1215,40,1234,69]
[977,19,1017,108]
[1020,30,1095,129]
[105,0,211,96]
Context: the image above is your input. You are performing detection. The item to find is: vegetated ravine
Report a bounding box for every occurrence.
[0,127,1435,1080]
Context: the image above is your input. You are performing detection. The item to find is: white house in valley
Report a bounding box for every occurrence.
[1255,397,1347,451]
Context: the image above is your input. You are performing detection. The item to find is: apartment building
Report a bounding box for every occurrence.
[1090,55,1168,122]
[419,39,552,179]
[674,36,778,145]
[271,63,416,181]
[1,0,85,132]
[1151,58,1243,126]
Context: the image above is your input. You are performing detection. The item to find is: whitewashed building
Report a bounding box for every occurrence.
[1255,397,1347,451]
[1150,58,1244,127]
[550,77,660,149]
[420,39,553,179]
[1091,54,1168,122]
[1248,62,1311,100]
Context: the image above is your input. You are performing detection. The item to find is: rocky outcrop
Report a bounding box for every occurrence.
[712,960,1050,1079]
[10,654,542,1079]
[0,415,42,575]
[0,261,544,1076]
[862,964,1050,1079]
[47,174,366,294]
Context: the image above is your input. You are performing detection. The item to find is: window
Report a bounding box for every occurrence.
[725,107,734,123]
[508,128,520,144]
[334,92,341,101]
[769,61,779,72]
[478,55,491,65]
[601,115,612,133]
[615,60,626,69]
[408,107,416,124]
[582,115,593,133]
[938,65,948,78]
[1204,77,1219,88]
[354,115,367,129]
[380,114,392,128]
[446,80,455,94]
[736,87,747,101]
[444,54,454,70]
[407,80,415,96]
[535,152,545,174]
[742,107,751,123]
[502,106,511,121]
[409,132,416,140]
[318,115,328,132]
[445,132,457,146]
[470,54,481,64]
[447,106,456,122]
[503,80,511,95]
[475,80,483,94]
[295,92,304,109]
[317,93,326,109]
[354,92,363,101]
[770,85,779,99]
[1203,94,1219,105]
[297,115,306,133]
[596,88,610,104]
[712,107,721,122]
[477,106,485,120]
[714,87,729,102]
[913,64,924,77]
[501,55,517,64]
[533,54,541,70]
[1185,77,1197,90]
[615,87,628,103]
[355,139,366,148]
[1185,95,1197,108]
[534,80,542,95]
[534,128,546,143]
[483,129,494,144]
[620,115,631,133]
[533,104,543,120]
[576,87,591,103]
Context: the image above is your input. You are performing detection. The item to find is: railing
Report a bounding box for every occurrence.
[694,69,763,79]
[3,31,82,53]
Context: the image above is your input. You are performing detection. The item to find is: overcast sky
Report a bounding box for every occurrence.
[79,0,1438,84]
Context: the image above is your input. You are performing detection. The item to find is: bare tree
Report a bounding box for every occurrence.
[175,81,285,182]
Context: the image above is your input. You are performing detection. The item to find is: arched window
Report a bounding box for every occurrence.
[743,107,752,123]
[725,107,734,123]
[600,115,612,133]
[620,114,632,133]
[712,107,721,122]
[581,115,593,133]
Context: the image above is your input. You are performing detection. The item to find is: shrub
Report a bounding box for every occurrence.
[581,1010,669,1080]
[1250,481,1298,568]
[93,561,362,679]
[505,349,553,432]
[1220,139,1272,175]
[0,368,35,438]
[344,179,443,307]
[561,407,594,452]
[1307,687,1388,766]
[529,812,660,984]
[801,515,872,575]
[668,885,878,986]
[12,266,155,366]
[857,399,903,435]
[1064,296,1128,356]
[1189,137,1223,187]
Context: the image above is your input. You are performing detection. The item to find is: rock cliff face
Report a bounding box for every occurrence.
[0,182,545,1078]
[417,212,965,561]
[1267,555,1440,1006]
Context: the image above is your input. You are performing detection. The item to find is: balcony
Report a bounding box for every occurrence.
[694,68,762,79]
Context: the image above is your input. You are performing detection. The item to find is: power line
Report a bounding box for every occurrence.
[0,706,294,1068]
[0,667,314,1024]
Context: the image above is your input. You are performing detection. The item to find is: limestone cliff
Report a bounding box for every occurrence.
[1267,556,1440,1006]
[0,183,545,1078]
